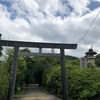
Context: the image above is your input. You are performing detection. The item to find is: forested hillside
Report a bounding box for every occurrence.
[65,55,78,60]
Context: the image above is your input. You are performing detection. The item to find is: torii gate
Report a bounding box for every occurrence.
[0,39,77,100]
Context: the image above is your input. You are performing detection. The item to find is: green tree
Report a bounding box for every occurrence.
[42,65,62,95]
[42,59,100,100]
[95,54,100,67]
[33,56,60,86]
[15,56,26,91]
[19,48,36,84]
[0,61,9,100]
[68,68,100,100]
[25,57,36,84]
[5,48,26,92]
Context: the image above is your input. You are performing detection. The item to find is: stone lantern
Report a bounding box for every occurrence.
[85,47,97,68]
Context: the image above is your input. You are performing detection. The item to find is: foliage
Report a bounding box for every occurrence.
[19,48,30,52]
[19,48,36,84]
[15,56,26,91]
[68,68,100,100]
[42,65,62,95]
[66,59,79,70]
[0,61,9,100]
[33,57,59,86]
[95,54,100,67]
[42,60,79,95]
[15,89,26,95]
[3,47,100,100]
[65,55,79,60]
[42,59,100,100]
[5,48,27,92]
[25,57,36,84]
[24,55,60,85]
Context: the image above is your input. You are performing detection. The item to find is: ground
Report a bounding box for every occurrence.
[14,84,61,100]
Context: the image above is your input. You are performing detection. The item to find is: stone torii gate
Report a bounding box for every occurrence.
[0,39,77,100]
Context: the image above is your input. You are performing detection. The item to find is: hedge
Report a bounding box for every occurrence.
[42,60,100,100]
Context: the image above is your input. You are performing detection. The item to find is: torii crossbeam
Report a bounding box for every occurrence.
[0,39,77,100]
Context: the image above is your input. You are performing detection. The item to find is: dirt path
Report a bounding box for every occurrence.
[14,84,61,100]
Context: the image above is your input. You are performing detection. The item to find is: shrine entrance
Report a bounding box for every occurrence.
[0,39,77,100]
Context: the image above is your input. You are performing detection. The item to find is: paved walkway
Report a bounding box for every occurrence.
[14,84,61,100]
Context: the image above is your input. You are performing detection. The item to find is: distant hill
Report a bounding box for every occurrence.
[65,55,79,60]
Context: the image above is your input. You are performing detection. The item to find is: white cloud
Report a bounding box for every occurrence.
[68,0,90,15]
[0,0,100,57]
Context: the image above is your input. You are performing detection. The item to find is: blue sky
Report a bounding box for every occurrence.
[88,0,100,10]
[0,0,12,7]
[0,0,100,21]
[1,0,100,20]
[0,0,100,57]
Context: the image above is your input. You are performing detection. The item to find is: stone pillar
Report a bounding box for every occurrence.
[80,57,87,68]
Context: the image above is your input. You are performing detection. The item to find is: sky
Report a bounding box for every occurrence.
[0,0,100,58]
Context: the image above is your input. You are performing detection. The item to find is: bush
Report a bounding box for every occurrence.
[0,62,9,100]
[68,68,100,100]
[42,65,62,95]
[42,60,100,100]
[15,57,26,92]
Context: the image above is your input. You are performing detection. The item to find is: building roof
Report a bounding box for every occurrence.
[85,48,97,56]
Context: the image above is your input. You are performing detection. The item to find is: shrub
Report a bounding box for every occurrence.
[42,65,62,95]
[68,68,100,100]
[0,62,9,100]
[43,60,100,100]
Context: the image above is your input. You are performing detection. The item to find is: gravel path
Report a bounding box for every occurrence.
[14,84,61,100]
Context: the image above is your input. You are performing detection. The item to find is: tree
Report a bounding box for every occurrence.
[68,68,100,100]
[0,61,9,100]
[42,65,62,95]
[19,48,36,84]
[15,57,26,90]
[24,57,36,84]
[5,48,26,92]
[43,59,100,100]
[95,54,100,67]
[33,56,60,86]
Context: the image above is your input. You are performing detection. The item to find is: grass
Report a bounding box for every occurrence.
[15,89,26,95]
